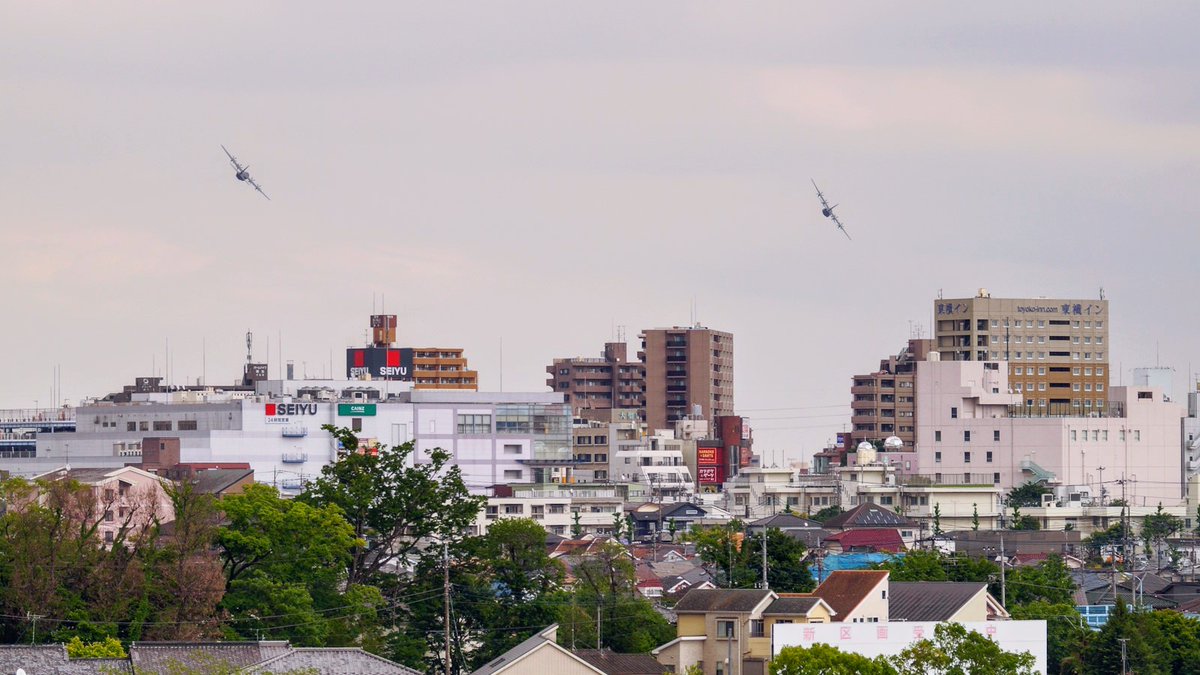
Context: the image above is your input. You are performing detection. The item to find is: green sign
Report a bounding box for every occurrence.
[337,403,377,416]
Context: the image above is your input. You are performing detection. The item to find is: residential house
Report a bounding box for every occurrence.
[820,503,917,552]
[810,571,890,623]
[33,466,174,547]
[889,582,1008,622]
[573,650,666,675]
[471,625,605,675]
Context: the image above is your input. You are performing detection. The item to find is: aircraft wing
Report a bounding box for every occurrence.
[221,145,244,171]
[248,176,270,200]
[811,178,829,207]
[831,213,851,240]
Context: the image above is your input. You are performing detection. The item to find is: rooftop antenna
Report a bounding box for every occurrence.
[246,331,253,365]
[1099,286,1106,301]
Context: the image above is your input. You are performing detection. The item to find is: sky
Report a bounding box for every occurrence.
[3,3,1200,463]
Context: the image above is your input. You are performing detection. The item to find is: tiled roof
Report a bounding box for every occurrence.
[674,589,772,614]
[0,645,131,674]
[762,596,823,616]
[750,514,822,530]
[812,571,888,619]
[822,503,916,529]
[574,650,666,675]
[244,647,419,674]
[824,529,905,552]
[189,468,255,495]
[888,582,986,621]
[129,641,291,672]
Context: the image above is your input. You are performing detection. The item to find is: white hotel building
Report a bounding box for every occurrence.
[20,379,573,495]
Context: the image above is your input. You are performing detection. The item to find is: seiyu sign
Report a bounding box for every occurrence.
[346,347,415,380]
[265,402,319,423]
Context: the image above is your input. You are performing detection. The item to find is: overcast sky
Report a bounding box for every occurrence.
[3,3,1200,462]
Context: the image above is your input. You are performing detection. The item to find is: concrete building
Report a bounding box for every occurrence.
[611,433,695,501]
[849,339,933,455]
[934,290,1109,415]
[346,314,478,389]
[21,381,572,495]
[571,410,644,483]
[915,358,1186,505]
[31,465,173,547]
[639,326,733,433]
[546,342,646,416]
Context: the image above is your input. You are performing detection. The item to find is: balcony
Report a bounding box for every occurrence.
[897,473,995,487]
[281,427,308,438]
[282,452,309,463]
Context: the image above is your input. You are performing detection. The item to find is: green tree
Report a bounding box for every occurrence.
[972,503,980,531]
[891,622,1037,675]
[1005,555,1075,606]
[571,511,583,538]
[771,643,896,675]
[1010,505,1040,530]
[65,636,127,659]
[812,505,844,522]
[299,426,484,588]
[459,519,567,669]
[559,541,673,653]
[216,483,376,646]
[1142,503,1183,566]
[932,503,943,536]
[876,550,949,582]
[611,511,625,542]
[1081,600,1162,675]
[1009,602,1088,675]
[668,518,679,542]
[690,522,751,587]
[749,529,816,593]
[1008,482,1052,507]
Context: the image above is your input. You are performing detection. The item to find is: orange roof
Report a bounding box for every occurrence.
[812,570,889,621]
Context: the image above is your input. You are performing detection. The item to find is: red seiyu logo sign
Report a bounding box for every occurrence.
[266,403,277,416]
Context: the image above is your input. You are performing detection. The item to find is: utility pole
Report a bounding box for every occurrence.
[761,529,769,590]
[26,612,42,645]
[1000,528,1007,608]
[1119,637,1128,674]
[443,541,451,675]
[596,598,602,649]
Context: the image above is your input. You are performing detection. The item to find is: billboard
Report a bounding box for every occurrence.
[346,347,414,380]
[739,447,753,468]
[338,403,377,416]
[698,465,725,484]
[773,621,1047,674]
[698,447,719,466]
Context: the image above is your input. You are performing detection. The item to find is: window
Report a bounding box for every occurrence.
[750,620,765,638]
[964,431,971,442]
[104,531,114,544]
[951,407,958,419]
[503,444,522,455]
[503,469,523,480]
[456,414,493,434]
[1097,384,1104,392]
[105,510,114,522]
[352,417,363,432]
[1097,367,1105,376]
[994,473,1001,483]
[935,430,942,442]
[1038,367,1046,375]
[1014,367,1023,375]
[1134,430,1141,441]
[126,421,136,431]
[716,620,736,638]
[935,451,942,463]
[139,421,149,431]
[964,451,971,463]
[1015,383,1023,392]
[986,451,993,463]
[177,419,197,431]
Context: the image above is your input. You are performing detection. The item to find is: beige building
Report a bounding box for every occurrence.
[849,339,933,454]
[640,327,733,433]
[411,348,479,390]
[934,290,1109,415]
[547,342,646,416]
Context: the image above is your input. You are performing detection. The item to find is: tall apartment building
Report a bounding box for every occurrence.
[933,290,1109,415]
[546,342,646,415]
[640,326,734,433]
[849,339,933,452]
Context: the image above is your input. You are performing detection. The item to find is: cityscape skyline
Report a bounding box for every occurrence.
[4,4,1200,463]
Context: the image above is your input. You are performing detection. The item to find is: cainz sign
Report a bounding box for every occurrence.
[266,403,318,416]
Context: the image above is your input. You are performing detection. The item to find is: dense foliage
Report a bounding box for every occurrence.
[689,523,815,593]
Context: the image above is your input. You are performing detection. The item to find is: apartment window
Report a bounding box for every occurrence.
[750,620,765,638]
[1073,367,1081,375]
[352,417,363,432]
[503,444,522,455]
[456,414,493,434]
[964,431,971,442]
[177,420,198,431]
[1071,430,1078,441]
[950,407,958,419]
[503,469,523,480]
[935,430,942,442]
[105,510,114,522]
[1014,367,1023,375]
[1073,383,1081,391]
[716,620,736,638]
[993,473,1001,484]
[1038,367,1046,375]
[1026,320,1033,328]
[1037,320,1045,328]
[964,451,971,463]
[993,430,1000,442]
[1096,321,1103,329]
[1119,429,1126,441]
[1073,336,1081,344]
[1085,383,1093,391]
[104,531,114,544]
[1097,384,1104,392]
[1015,384,1022,392]
[1073,320,1080,328]
[1085,367,1093,376]
[1102,430,1108,441]
[1134,430,1141,441]
[935,451,942,463]
[139,421,149,431]
[126,422,136,432]
[986,451,993,463]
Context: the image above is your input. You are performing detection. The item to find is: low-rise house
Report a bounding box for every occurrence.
[821,503,917,550]
[33,465,174,546]
[573,650,666,675]
[889,582,1008,622]
[809,570,890,623]
[471,625,605,675]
